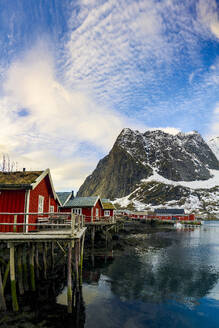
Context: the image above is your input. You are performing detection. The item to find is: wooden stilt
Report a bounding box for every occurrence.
[0,266,6,311]
[75,241,79,290]
[23,246,29,291]
[79,234,85,286]
[91,227,95,250]
[3,261,9,290]
[51,242,55,269]
[67,242,72,313]
[17,246,24,295]
[43,242,47,280]
[35,243,40,279]
[30,244,35,291]
[9,243,19,311]
[105,231,108,249]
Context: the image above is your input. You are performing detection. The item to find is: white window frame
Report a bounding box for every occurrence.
[104,210,110,217]
[38,195,44,213]
[96,208,99,217]
[50,205,54,213]
[73,208,82,215]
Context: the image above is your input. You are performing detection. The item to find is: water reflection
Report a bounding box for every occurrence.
[2,223,219,328]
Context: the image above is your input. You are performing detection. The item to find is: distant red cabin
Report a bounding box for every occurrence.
[101,198,115,218]
[0,169,61,232]
[59,195,103,222]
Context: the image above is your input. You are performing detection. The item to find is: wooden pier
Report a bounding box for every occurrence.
[0,212,86,313]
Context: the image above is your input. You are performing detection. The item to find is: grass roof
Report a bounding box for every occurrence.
[0,171,43,186]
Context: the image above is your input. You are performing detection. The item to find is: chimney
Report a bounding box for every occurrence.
[23,168,26,172]
[71,190,74,199]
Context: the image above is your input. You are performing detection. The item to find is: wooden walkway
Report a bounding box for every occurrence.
[0,228,86,241]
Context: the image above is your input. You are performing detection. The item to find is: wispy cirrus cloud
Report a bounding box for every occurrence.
[0,0,219,191]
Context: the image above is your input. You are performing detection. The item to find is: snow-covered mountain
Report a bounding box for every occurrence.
[208,137,219,161]
[78,128,219,216]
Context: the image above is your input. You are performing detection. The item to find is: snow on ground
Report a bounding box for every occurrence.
[208,137,219,161]
[142,169,219,189]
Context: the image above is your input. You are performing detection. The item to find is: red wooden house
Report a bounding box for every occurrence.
[101,199,115,218]
[59,196,103,222]
[152,208,195,221]
[0,168,61,232]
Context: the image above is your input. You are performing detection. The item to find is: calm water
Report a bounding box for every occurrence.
[80,222,219,328]
[2,222,219,328]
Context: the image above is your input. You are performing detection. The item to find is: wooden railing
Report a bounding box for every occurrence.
[85,216,116,224]
[0,212,85,235]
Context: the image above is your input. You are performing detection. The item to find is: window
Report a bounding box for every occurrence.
[50,205,54,213]
[38,195,44,213]
[96,208,99,217]
[104,210,110,217]
[73,208,82,215]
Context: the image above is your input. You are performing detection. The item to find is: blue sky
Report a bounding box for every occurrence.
[0,0,219,190]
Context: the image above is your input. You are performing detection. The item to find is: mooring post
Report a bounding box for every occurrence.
[9,243,19,311]
[30,243,36,291]
[17,245,24,295]
[67,242,73,313]
[0,266,6,311]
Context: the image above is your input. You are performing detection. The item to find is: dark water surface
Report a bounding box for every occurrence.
[80,222,219,328]
[2,221,219,328]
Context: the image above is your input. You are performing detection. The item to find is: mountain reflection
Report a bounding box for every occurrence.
[105,247,219,304]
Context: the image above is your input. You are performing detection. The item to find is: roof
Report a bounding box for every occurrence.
[155,208,185,215]
[56,191,73,206]
[64,196,100,208]
[0,169,61,206]
[101,198,116,210]
[0,171,43,189]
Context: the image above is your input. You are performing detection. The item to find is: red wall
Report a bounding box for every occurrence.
[0,190,26,232]
[82,208,92,222]
[92,199,102,222]
[28,175,58,231]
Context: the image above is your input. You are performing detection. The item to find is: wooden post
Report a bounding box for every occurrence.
[23,246,29,291]
[71,212,75,237]
[51,242,55,270]
[3,262,9,290]
[13,215,17,233]
[9,243,19,311]
[0,266,6,311]
[67,242,72,313]
[43,243,47,280]
[91,227,95,250]
[75,240,79,290]
[17,246,24,295]
[30,244,36,291]
[35,243,40,279]
[79,234,85,286]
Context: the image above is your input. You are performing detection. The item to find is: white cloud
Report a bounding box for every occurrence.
[208,103,219,138]
[197,0,219,39]
[0,41,150,191]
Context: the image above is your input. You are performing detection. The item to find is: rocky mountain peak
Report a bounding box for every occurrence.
[77,128,219,199]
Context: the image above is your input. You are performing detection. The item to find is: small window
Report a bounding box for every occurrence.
[96,208,99,217]
[38,195,44,213]
[104,210,110,216]
[73,208,82,215]
[50,205,54,213]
